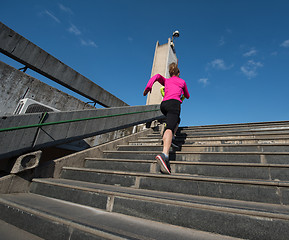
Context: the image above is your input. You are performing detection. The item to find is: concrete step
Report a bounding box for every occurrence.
[179,121,289,131]
[147,129,289,138]
[102,150,289,164]
[60,167,289,205]
[132,136,289,145]
[177,125,289,134]
[117,144,289,153]
[0,193,239,240]
[182,119,289,126]
[84,158,289,181]
[29,177,289,240]
[4,120,289,240]
[0,219,44,240]
[85,158,154,173]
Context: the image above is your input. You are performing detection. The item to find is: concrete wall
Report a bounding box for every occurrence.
[0,61,95,115]
[0,61,150,171]
[0,104,163,160]
[0,127,155,194]
[146,39,178,105]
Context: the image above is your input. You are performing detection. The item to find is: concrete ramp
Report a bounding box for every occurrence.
[0,104,163,160]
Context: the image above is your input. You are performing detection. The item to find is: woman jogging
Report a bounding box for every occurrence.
[143,63,190,174]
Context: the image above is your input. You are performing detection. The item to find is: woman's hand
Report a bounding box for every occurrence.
[143,89,150,96]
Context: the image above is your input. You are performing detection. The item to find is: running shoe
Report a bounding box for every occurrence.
[155,153,171,174]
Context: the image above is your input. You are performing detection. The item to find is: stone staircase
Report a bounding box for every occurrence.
[1,121,289,239]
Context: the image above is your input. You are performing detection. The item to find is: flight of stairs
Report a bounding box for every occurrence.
[1,121,289,239]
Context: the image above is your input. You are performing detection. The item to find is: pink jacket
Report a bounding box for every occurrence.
[145,74,190,103]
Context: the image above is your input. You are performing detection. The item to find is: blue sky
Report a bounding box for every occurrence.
[1,0,289,126]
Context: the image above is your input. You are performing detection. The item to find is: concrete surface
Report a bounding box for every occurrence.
[0,126,155,194]
[0,104,163,160]
[2,121,289,239]
[0,219,44,240]
[0,61,95,116]
[0,193,243,240]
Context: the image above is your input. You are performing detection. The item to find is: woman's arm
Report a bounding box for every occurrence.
[143,89,149,96]
[183,82,190,99]
[143,74,166,96]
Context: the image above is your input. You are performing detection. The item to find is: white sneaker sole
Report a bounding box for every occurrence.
[155,155,171,174]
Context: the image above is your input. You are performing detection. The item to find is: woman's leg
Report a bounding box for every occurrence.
[162,129,173,156]
[156,100,180,174]
[173,123,179,136]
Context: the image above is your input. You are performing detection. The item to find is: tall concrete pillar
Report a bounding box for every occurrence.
[146,38,178,105]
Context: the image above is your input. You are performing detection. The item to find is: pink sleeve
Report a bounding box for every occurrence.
[183,82,190,99]
[144,74,166,92]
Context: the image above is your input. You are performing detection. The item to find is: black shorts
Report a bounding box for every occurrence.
[160,99,181,131]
